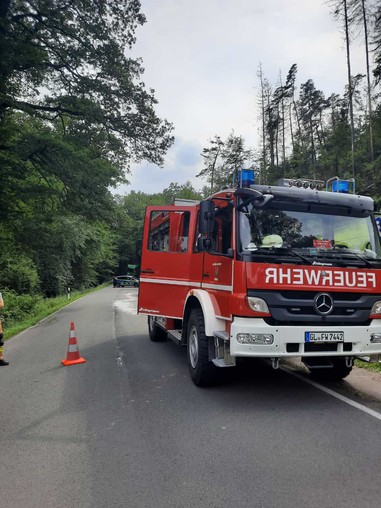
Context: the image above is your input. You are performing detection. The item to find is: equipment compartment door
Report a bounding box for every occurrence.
[138,206,201,319]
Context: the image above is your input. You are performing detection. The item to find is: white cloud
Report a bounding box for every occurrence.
[118,0,369,195]
[118,137,203,195]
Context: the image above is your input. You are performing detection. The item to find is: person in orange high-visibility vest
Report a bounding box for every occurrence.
[0,292,9,366]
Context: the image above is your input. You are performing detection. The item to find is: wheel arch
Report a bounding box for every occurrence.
[182,289,225,341]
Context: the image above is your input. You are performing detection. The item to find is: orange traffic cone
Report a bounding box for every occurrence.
[61,322,86,366]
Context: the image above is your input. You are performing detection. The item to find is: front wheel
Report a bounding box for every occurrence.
[187,308,220,386]
[148,316,167,342]
[308,357,353,382]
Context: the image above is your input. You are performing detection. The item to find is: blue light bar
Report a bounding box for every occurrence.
[332,180,350,193]
[327,177,355,194]
[239,169,255,188]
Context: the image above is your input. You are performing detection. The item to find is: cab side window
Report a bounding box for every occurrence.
[148,211,190,253]
[211,205,232,255]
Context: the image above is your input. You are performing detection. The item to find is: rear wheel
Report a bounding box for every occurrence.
[187,308,220,386]
[308,357,353,381]
[148,316,167,342]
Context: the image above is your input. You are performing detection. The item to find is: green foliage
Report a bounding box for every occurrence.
[0,111,126,223]
[0,0,175,300]
[2,0,381,311]
[71,222,119,288]
[0,253,39,295]
[0,289,42,327]
[0,226,39,294]
[197,136,224,194]
[197,133,254,190]
[0,0,174,164]
[1,286,106,339]
[113,182,202,274]
[372,4,381,83]
[162,181,203,204]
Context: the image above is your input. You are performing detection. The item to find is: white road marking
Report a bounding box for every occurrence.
[282,366,381,422]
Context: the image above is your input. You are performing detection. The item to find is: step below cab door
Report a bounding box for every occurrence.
[138,205,202,319]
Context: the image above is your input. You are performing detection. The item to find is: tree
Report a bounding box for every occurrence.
[256,64,299,184]
[218,133,254,188]
[271,71,291,171]
[285,63,299,154]
[256,64,270,184]
[196,136,224,193]
[349,0,375,160]
[161,181,202,204]
[297,79,327,177]
[115,182,202,274]
[0,1,175,296]
[329,0,356,177]
[0,0,174,168]
[197,134,254,189]
[373,3,381,84]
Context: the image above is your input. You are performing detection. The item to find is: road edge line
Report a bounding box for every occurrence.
[281,366,381,422]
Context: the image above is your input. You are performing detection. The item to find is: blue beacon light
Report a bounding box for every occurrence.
[239,169,255,188]
[332,180,350,193]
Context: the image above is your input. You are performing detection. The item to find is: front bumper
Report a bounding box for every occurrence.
[230,317,381,358]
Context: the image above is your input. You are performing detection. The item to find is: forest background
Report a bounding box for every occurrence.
[1,0,381,326]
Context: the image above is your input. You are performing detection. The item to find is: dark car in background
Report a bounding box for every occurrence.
[113,275,139,288]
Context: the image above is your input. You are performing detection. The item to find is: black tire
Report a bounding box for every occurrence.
[308,357,353,382]
[187,308,220,387]
[148,316,167,342]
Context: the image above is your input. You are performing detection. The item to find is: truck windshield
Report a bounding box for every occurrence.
[238,201,381,264]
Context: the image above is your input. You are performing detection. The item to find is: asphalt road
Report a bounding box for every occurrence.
[1,286,381,508]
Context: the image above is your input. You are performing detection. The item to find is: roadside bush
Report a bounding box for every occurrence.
[0,289,41,326]
[0,253,39,294]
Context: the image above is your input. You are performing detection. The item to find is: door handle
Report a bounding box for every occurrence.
[141,269,155,274]
[202,273,210,277]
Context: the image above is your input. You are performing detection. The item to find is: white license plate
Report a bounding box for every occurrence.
[305,331,344,342]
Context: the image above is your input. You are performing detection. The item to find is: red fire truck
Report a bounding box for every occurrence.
[138,174,381,386]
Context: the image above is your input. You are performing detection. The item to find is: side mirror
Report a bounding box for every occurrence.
[199,200,215,235]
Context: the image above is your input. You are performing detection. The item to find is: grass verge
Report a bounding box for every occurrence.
[3,284,107,340]
[355,359,381,374]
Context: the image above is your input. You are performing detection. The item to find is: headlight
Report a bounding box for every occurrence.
[370,301,381,318]
[246,297,270,314]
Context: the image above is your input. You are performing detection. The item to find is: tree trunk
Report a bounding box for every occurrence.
[344,0,356,178]
[361,0,374,161]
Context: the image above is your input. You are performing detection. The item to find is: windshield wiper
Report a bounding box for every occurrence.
[312,248,376,268]
[249,245,380,268]
[331,249,374,268]
[252,246,314,265]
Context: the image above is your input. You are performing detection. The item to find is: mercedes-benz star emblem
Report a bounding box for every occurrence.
[314,293,334,316]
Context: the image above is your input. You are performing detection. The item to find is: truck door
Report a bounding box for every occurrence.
[201,201,234,319]
[138,205,201,319]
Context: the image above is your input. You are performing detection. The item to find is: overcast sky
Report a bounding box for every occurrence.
[117,0,367,196]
